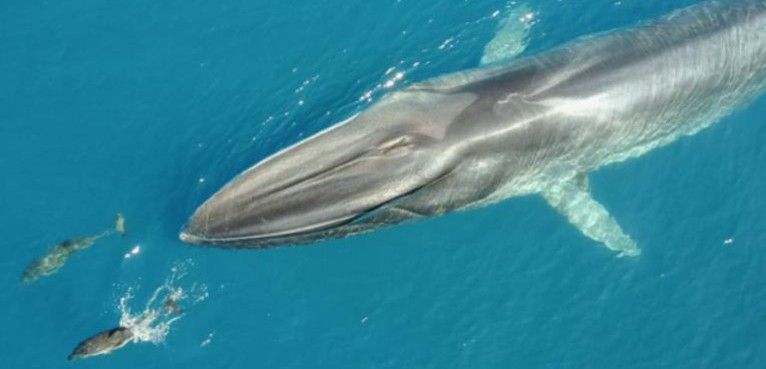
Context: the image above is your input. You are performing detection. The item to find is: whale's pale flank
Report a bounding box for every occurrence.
[181,0,766,256]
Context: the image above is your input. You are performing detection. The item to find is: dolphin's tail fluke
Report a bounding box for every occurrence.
[91,212,126,240]
[114,212,126,236]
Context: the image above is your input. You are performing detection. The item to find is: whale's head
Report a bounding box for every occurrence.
[180,91,478,247]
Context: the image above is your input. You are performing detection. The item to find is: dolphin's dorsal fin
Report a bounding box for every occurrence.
[480,3,535,66]
[541,175,641,257]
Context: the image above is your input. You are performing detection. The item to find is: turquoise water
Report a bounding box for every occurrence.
[3,0,766,368]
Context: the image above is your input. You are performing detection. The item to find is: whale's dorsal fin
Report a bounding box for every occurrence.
[542,174,641,257]
[480,3,535,66]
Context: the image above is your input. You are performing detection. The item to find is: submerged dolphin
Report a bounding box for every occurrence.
[22,231,111,283]
[181,0,766,255]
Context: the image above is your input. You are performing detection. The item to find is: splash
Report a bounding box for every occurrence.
[117,261,208,344]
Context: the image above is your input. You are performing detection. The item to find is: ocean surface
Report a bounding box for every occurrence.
[2,0,765,368]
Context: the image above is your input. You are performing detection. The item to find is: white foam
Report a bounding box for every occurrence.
[117,260,208,345]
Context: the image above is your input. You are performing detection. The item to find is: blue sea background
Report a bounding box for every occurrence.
[2,0,766,368]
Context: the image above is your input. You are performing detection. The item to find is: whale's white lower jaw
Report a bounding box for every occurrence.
[178,231,203,244]
[178,204,424,249]
[177,227,358,249]
[178,212,357,247]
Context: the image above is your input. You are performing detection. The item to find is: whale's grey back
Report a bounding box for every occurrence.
[451,0,766,172]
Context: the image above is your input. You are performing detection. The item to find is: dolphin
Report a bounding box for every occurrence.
[68,327,134,361]
[22,231,111,283]
[181,0,766,256]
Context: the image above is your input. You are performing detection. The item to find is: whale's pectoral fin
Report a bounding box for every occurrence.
[480,2,535,66]
[541,175,641,257]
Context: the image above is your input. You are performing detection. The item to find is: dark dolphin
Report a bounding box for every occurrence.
[68,327,134,361]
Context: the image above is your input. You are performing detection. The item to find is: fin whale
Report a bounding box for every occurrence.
[181,0,766,256]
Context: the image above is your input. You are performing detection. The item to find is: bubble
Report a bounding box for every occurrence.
[117,260,208,344]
